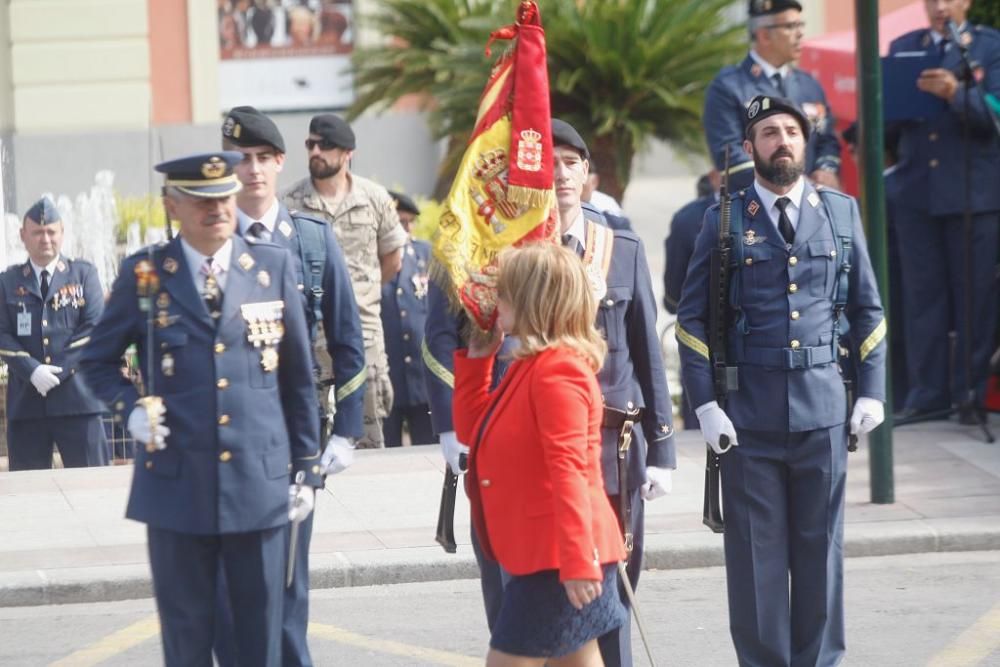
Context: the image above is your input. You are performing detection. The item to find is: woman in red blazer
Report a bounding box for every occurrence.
[454,243,626,666]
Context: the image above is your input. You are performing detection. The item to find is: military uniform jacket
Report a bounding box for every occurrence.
[664,195,714,313]
[80,236,321,535]
[423,223,676,494]
[381,238,430,408]
[238,205,366,439]
[704,54,841,185]
[0,256,106,419]
[888,24,1000,216]
[676,182,887,432]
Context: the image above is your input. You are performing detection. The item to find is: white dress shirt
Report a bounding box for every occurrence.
[754,177,805,240]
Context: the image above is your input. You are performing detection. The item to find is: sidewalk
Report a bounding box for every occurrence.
[1,418,999,608]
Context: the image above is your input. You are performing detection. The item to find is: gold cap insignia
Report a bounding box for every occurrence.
[238,253,255,271]
[201,157,226,179]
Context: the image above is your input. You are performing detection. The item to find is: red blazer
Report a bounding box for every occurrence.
[454,346,625,582]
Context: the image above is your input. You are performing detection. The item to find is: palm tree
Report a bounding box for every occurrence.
[349,0,745,201]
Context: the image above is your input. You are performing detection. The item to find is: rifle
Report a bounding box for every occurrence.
[435,452,467,553]
[703,147,739,533]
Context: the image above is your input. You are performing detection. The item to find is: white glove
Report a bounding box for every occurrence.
[30,364,62,397]
[127,406,170,450]
[695,401,738,455]
[850,397,885,436]
[440,430,469,475]
[321,434,354,475]
[642,466,673,501]
[288,484,315,524]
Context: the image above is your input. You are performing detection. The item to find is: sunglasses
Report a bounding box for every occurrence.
[305,138,340,151]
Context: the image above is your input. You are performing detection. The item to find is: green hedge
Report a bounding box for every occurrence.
[970,1,1000,28]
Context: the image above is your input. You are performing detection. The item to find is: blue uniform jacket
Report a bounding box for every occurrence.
[888,24,1000,216]
[423,220,676,493]
[80,236,321,535]
[676,182,886,432]
[704,55,841,188]
[237,205,366,439]
[382,238,431,408]
[0,256,106,419]
[664,196,713,313]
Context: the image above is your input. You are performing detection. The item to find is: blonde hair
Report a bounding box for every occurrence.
[497,242,607,371]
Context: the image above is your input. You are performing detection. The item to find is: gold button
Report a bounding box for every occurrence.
[145,461,153,470]
[788,283,798,294]
[605,299,614,306]
[115,401,125,411]
[627,401,634,409]
[42,337,50,346]
[830,250,837,258]
[790,340,800,349]
[217,378,229,390]
[788,257,798,266]
[481,479,491,487]
[400,309,408,317]
[403,333,410,341]
[396,287,403,295]
[297,284,304,291]
[930,158,939,168]
[44,356,51,363]
[219,451,232,462]
[41,320,47,327]
[404,355,412,364]
[312,465,321,474]
[791,310,800,320]
[218,414,230,425]
[160,342,168,349]
[214,343,226,354]
[745,257,753,266]
[929,132,938,141]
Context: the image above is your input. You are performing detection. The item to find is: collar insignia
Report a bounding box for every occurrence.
[807,192,821,208]
[278,220,293,238]
[747,200,761,217]
[163,257,178,274]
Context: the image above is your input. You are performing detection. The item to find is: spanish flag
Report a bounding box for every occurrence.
[431,0,557,332]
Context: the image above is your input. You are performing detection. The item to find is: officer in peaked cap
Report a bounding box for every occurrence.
[380,190,434,448]
[215,106,366,667]
[80,151,322,666]
[704,0,841,191]
[677,93,887,666]
[0,196,109,470]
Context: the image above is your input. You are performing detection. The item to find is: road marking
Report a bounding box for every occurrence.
[927,600,1000,667]
[309,622,481,666]
[49,615,160,667]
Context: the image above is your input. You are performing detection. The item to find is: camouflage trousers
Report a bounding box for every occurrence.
[356,343,393,449]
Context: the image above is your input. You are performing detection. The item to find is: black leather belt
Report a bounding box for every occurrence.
[743,344,835,370]
[602,405,643,430]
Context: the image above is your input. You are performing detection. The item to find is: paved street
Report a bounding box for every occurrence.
[3,551,998,666]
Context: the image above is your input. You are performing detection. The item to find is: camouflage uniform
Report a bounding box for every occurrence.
[283,173,407,448]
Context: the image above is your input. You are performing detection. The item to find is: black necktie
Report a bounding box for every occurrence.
[39,269,50,301]
[775,197,795,244]
[201,258,223,319]
[248,221,270,242]
[562,234,583,258]
[771,73,785,96]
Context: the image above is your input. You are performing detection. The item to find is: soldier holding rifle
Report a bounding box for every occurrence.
[676,97,887,666]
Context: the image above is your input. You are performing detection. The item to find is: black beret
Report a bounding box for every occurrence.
[309,114,355,150]
[749,0,802,17]
[155,152,243,198]
[388,191,420,216]
[551,118,589,160]
[744,95,811,140]
[222,106,285,153]
[24,197,60,225]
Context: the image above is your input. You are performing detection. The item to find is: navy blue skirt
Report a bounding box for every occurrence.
[490,563,627,658]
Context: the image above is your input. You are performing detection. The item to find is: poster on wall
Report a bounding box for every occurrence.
[218,0,355,111]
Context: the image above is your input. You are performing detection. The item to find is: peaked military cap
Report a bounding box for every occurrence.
[155,152,243,198]
[551,118,590,160]
[388,191,420,216]
[309,114,355,150]
[744,95,811,140]
[222,105,286,153]
[749,0,802,16]
[24,196,61,225]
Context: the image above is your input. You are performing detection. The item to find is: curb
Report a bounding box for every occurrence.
[2,520,998,608]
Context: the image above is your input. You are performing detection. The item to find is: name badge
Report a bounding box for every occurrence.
[17,309,31,336]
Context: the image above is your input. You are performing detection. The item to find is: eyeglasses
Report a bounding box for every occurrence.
[305,138,339,151]
[767,20,806,32]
